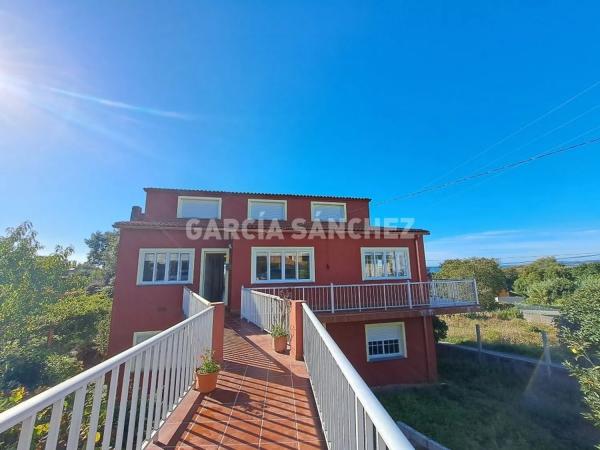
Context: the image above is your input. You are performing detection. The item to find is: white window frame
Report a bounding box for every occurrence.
[310,201,347,222]
[133,330,161,346]
[247,198,288,220]
[251,247,315,284]
[176,196,222,219]
[137,248,195,285]
[360,247,411,281]
[365,322,407,362]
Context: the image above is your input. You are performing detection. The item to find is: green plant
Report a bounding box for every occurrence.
[494,306,524,320]
[196,350,220,375]
[432,316,448,342]
[270,323,289,338]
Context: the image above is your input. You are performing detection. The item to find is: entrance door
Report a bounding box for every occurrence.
[201,250,228,303]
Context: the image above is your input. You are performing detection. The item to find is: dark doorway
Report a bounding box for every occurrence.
[202,252,227,302]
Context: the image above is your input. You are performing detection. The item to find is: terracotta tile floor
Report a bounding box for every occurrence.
[147,316,326,449]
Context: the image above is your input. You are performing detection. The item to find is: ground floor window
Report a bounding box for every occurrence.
[365,322,406,361]
[133,330,161,346]
[137,248,195,285]
[251,247,315,283]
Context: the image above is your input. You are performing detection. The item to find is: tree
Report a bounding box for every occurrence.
[526,277,576,305]
[83,229,119,289]
[571,262,600,280]
[558,276,600,429]
[0,223,111,391]
[435,258,506,310]
[513,257,571,295]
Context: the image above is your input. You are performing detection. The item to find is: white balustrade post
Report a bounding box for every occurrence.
[330,283,335,313]
[407,282,413,308]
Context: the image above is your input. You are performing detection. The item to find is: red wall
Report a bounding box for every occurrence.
[326,316,438,386]
[143,190,371,223]
[108,226,428,356]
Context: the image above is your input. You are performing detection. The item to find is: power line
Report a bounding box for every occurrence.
[377,136,600,203]
[416,79,600,190]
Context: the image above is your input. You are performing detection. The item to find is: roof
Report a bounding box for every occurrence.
[114,219,430,234]
[144,187,371,201]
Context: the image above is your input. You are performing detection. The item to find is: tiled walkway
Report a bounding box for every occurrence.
[148,316,326,449]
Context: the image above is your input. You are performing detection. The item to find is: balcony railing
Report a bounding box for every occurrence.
[252,279,478,313]
[302,304,413,449]
[0,306,215,450]
[241,288,291,334]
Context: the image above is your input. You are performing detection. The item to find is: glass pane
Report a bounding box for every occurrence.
[168,253,179,281]
[250,201,285,220]
[256,254,268,280]
[364,253,374,278]
[298,253,310,279]
[180,253,190,281]
[156,253,166,281]
[374,252,384,277]
[385,252,395,277]
[395,251,407,277]
[142,253,155,282]
[270,253,282,280]
[285,253,297,279]
[179,198,220,218]
[312,203,345,221]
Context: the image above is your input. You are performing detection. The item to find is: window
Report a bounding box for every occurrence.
[365,322,406,361]
[133,330,161,346]
[248,199,287,220]
[177,196,221,219]
[361,247,410,280]
[311,202,347,221]
[137,249,194,284]
[251,247,314,283]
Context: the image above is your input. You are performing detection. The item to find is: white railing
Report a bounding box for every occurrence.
[241,288,291,334]
[253,279,478,313]
[183,287,213,318]
[302,304,413,450]
[0,307,214,450]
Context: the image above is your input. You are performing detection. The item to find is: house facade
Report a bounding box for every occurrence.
[108,188,478,386]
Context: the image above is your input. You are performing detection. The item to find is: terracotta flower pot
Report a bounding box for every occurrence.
[195,371,219,393]
[273,335,287,353]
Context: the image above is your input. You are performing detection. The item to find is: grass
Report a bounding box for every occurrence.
[377,351,599,450]
[441,310,572,362]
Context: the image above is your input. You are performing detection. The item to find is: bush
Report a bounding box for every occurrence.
[559,276,600,429]
[432,316,448,342]
[435,258,506,310]
[42,354,83,386]
[494,307,524,321]
[526,277,575,305]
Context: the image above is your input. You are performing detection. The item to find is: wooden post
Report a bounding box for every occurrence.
[541,331,552,377]
[475,324,482,362]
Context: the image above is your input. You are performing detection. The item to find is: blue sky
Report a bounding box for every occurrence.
[1,1,599,264]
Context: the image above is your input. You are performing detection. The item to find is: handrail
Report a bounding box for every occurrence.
[253,279,478,313]
[302,304,413,449]
[0,306,215,449]
[183,287,213,317]
[241,288,291,335]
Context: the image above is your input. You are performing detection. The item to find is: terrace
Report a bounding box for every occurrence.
[0,279,477,449]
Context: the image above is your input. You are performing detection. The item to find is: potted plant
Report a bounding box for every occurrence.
[271,324,289,353]
[195,350,220,393]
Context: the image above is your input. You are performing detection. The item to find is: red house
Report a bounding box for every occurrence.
[108,188,478,387]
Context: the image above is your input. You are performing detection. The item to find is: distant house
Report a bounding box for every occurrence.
[108,188,479,386]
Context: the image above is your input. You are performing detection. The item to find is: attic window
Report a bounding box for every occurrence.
[311,202,347,221]
[248,199,287,220]
[177,196,221,219]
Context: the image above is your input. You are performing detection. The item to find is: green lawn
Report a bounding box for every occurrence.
[441,311,571,362]
[377,351,598,450]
